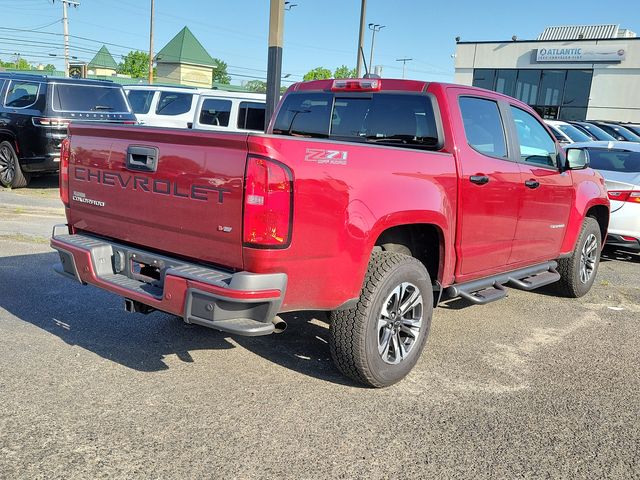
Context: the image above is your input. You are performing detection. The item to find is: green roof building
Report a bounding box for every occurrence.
[88,45,118,76]
[156,27,215,87]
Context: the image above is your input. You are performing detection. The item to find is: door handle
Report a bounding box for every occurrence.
[470,175,490,185]
[524,179,540,189]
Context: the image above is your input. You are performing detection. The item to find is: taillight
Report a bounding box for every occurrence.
[59,137,70,206]
[243,156,292,247]
[331,78,381,92]
[32,117,70,128]
[607,190,640,203]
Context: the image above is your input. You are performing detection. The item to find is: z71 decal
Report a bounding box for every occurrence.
[304,148,348,165]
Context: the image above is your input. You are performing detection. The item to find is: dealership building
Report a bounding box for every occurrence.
[454,24,640,122]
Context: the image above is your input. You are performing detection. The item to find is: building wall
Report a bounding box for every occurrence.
[90,67,116,76]
[455,39,640,122]
[156,63,212,88]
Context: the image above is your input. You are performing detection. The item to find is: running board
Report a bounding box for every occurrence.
[445,261,558,305]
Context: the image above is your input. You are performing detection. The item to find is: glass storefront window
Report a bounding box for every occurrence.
[495,70,517,97]
[539,70,566,106]
[562,70,592,107]
[472,69,496,90]
[515,70,541,105]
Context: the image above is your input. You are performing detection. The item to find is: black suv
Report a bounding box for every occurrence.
[0,73,137,188]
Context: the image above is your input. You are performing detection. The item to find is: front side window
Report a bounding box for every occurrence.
[198,99,232,126]
[273,92,439,149]
[459,97,507,158]
[156,92,193,116]
[127,90,154,114]
[237,101,266,130]
[5,81,39,108]
[510,106,558,168]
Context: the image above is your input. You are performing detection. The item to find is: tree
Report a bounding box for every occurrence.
[303,67,332,81]
[43,64,56,72]
[212,58,231,84]
[245,80,267,93]
[334,65,357,79]
[118,51,149,78]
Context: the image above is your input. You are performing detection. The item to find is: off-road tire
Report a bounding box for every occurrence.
[556,217,601,298]
[0,141,30,188]
[329,251,433,388]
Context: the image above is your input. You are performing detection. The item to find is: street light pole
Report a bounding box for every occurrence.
[148,0,154,84]
[356,0,367,77]
[265,0,285,132]
[368,24,385,73]
[396,57,412,79]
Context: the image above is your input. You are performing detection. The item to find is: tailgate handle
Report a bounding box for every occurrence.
[126,146,158,172]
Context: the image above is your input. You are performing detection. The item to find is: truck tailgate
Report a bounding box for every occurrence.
[66,124,247,270]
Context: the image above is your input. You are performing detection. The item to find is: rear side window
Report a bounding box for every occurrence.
[5,81,39,108]
[586,149,640,173]
[127,90,154,114]
[156,92,193,116]
[52,84,129,112]
[510,106,558,168]
[459,97,507,158]
[272,92,439,149]
[238,101,266,130]
[199,99,232,126]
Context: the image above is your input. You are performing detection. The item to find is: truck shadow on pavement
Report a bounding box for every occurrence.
[0,250,359,387]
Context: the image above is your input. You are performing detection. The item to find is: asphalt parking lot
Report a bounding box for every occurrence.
[1,182,639,479]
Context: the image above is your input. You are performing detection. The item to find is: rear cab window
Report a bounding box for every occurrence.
[5,80,40,108]
[272,91,440,150]
[51,83,129,112]
[156,92,193,116]
[127,90,154,114]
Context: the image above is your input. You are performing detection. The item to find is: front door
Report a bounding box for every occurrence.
[507,106,574,265]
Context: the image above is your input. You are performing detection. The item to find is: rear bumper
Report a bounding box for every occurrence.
[50,226,287,336]
[605,233,640,252]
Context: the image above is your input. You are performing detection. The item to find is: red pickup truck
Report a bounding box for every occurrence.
[51,79,609,387]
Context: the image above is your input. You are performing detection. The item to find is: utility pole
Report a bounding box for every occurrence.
[396,57,412,79]
[356,0,366,77]
[148,0,154,84]
[368,23,385,73]
[58,0,80,77]
[265,0,284,132]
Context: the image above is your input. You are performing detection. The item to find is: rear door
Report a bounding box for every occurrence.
[66,124,247,269]
[507,105,573,265]
[451,91,523,280]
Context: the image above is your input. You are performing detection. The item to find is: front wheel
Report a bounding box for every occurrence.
[330,252,433,388]
[556,217,602,297]
[0,141,30,188]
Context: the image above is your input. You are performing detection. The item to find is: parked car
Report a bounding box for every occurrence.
[586,121,640,142]
[124,85,206,128]
[616,123,640,137]
[192,90,266,132]
[568,121,617,141]
[544,119,593,144]
[0,73,136,188]
[124,85,267,131]
[51,79,609,387]
[569,141,640,252]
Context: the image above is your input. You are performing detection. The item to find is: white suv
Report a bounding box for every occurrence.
[125,85,266,131]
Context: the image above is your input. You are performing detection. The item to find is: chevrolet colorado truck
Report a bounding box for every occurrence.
[51,79,610,387]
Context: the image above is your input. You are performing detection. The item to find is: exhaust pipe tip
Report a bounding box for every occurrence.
[272,316,287,334]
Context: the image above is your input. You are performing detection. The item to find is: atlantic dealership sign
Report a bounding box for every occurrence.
[536,45,626,62]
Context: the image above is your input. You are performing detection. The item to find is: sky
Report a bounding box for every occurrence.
[3,0,640,86]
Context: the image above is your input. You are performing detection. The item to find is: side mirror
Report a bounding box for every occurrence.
[565,148,589,170]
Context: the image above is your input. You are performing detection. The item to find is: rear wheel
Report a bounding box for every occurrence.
[330,251,433,388]
[0,141,30,188]
[556,217,601,297]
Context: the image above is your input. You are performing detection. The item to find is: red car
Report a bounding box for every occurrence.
[51,79,609,387]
